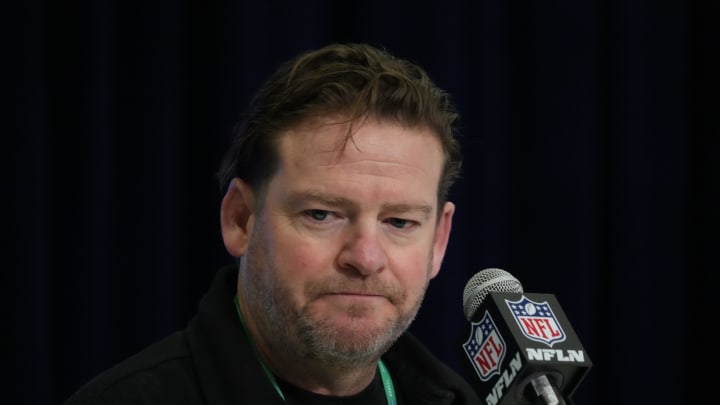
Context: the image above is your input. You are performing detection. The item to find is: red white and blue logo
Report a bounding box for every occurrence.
[462,311,506,381]
[506,296,566,347]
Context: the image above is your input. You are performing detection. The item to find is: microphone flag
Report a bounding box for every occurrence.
[461,292,592,405]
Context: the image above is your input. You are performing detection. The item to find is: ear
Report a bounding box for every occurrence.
[220,178,256,257]
[429,201,455,279]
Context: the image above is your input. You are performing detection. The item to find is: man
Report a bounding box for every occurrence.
[65,43,479,404]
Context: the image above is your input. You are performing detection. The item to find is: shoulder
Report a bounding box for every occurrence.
[64,331,203,405]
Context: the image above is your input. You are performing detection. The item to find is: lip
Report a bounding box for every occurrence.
[325,292,386,300]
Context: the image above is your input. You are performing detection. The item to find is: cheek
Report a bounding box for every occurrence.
[271,232,335,279]
[390,249,434,295]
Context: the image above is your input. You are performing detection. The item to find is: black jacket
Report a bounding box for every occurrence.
[65,266,480,405]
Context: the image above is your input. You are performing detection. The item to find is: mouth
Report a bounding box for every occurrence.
[320,291,391,306]
[307,281,403,305]
[327,291,386,299]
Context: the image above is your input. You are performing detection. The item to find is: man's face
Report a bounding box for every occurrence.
[237,118,455,365]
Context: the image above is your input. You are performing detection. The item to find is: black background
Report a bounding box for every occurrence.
[8,1,718,404]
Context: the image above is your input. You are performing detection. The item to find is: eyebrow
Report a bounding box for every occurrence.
[286,190,434,218]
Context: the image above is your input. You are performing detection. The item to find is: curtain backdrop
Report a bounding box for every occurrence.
[9,1,718,404]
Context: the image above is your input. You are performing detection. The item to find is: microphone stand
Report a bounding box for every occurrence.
[526,373,570,405]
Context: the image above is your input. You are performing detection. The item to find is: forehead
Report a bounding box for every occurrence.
[279,118,443,174]
[270,117,445,202]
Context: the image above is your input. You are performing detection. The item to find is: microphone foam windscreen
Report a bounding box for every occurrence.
[462,268,523,321]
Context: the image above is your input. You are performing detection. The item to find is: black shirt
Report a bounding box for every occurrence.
[277,369,402,405]
[64,265,479,405]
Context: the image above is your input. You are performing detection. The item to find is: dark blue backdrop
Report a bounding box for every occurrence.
[8,0,718,404]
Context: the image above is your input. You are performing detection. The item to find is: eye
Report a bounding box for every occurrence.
[304,209,332,221]
[386,217,415,229]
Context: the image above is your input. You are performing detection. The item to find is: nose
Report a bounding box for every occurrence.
[336,225,388,276]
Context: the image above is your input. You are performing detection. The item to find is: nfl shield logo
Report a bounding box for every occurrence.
[505,296,566,346]
[462,311,506,381]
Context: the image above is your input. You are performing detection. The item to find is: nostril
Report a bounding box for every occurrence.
[336,233,387,276]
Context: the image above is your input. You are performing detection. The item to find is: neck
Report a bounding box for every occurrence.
[270,356,378,396]
[234,291,379,396]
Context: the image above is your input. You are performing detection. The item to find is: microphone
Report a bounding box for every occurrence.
[460,268,592,405]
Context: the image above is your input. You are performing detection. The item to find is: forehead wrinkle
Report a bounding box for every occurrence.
[314,158,436,180]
